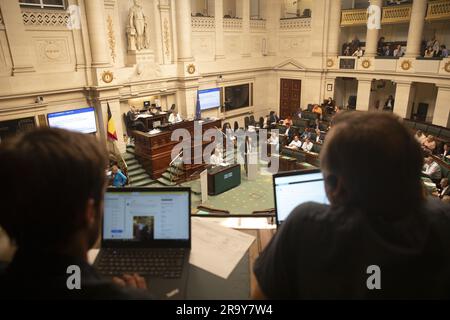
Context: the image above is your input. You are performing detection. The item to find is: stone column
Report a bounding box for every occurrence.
[356,79,373,111]
[215,0,225,59]
[265,0,281,56]
[0,0,35,74]
[393,81,414,119]
[240,0,250,58]
[175,0,193,61]
[405,0,428,58]
[432,86,450,127]
[364,0,382,57]
[328,0,342,56]
[311,0,327,57]
[84,0,110,67]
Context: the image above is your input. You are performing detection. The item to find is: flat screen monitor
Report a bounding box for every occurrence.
[47,107,97,134]
[273,170,329,224]
[224,84,250,111]
[198,88,221,111]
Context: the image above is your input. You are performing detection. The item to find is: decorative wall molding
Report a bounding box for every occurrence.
[107,15,116,63]
[279,18,311,30]
[163,18,170,57]
[35,38,70,64]
[22,10,70,27]
[191,17,215,31]
[250,19,266,30]
[223,18,243,31]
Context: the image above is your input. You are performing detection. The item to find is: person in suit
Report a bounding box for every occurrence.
[269,111,279,125]
[0,128,151,299]
[433,178,450,200]
[127,106,146,132]
[423,155,442,184]
[441,143,449,161]
[300,128,312,140]
[314,128,323,144]
[284,123,295,144]
[283,116,293,127]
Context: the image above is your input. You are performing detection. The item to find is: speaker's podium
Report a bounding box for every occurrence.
[207,164,241,196]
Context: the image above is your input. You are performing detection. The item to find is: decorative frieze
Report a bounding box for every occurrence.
[22,10,70,27]
[279,17,311,30]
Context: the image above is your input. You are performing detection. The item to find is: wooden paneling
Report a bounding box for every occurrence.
[280,79,301,119]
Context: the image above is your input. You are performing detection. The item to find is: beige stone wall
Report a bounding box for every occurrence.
[0,0,449,147]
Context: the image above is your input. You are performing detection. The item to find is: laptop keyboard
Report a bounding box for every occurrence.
[95,248,185,279]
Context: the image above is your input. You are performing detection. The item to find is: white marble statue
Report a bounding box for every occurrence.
[127,0,151,51]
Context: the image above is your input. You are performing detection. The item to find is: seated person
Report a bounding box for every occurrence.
[283,123,295,144]
[383,95,395,111]
[269,111,280,126]
[286,135,302,150]
[0,128,151,299]
[325,97,335,114]
[343,46,351,56]
[110,164,127,187]
[127,106,146,132]
[312,105,323,119]
[393,44,403,57]
[168,111,182,124]
[314,128,323,144]
[301,138,313,152]
[424,46,434,58]
[432,178,450,201]
[422,155,442,184]
[283,116,293,127]
[209,148,224,166]
[441,143,449,161]
[252,112,450,299]
[300,128,312,140]
[414,130,427,144]
[296,107,303,119]
[422,135,437,153]
[352,47,364,57]
[224,123,236,142]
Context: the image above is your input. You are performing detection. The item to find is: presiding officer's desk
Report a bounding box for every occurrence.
[207,164,241,195]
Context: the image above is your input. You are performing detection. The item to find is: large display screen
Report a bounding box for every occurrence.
[199,88,221,111]
[224,84,250,111]
[47,107,97,134]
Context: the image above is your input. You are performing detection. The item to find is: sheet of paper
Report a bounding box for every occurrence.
[190,218,255,279]
[219,217,276,230]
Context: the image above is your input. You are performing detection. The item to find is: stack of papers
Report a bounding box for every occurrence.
[190,218,255,279]
[148,129,161,135]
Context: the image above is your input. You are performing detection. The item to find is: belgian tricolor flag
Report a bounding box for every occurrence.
[107,102,118,141]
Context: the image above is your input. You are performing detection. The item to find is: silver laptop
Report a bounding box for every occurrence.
[273,169,329,225]
[94,187,191,299]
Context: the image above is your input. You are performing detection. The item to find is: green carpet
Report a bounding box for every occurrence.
[181,164,275,215]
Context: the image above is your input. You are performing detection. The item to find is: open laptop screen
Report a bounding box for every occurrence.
[103,189,190,243]
[273,170,329,224]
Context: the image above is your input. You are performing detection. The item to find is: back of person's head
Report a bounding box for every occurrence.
[0,128,108,251]
[320,112,424,218]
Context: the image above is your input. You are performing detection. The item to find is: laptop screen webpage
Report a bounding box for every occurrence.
[274,171,329,224]
[103,191,190,242]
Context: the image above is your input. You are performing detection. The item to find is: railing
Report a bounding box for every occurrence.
[341,8,367,26]
[223,18,242,30]
[426,0,450,21]
[382,4,411,24]
[191,16,215,31]
[250,19,266,30]
[279,17,312,30]
[22,9,70,27]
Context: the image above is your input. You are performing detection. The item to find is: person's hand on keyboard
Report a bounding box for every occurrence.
[112,273,148,290]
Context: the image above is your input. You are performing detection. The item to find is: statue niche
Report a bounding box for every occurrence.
[127,0,151,51]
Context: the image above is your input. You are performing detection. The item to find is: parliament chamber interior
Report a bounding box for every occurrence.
[0,0,450,302]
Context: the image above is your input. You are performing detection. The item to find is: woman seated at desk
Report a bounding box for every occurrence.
[169,111,182,124]
[286,135,302,150]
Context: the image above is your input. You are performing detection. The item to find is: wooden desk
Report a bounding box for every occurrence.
[207,164,241,195]
[133,119,222,179]
[136,113,168,131]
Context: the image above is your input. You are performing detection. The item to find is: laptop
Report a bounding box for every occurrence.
[273,169,329,225]
[94,187,191,299]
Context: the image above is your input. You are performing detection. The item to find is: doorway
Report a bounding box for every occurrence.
[279,79,301,118]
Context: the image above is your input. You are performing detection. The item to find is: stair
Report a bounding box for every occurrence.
[122,146,159,187]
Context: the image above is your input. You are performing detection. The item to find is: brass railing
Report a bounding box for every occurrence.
[341,8,367,26]
[382,4,411,24]
[426,0,450,21]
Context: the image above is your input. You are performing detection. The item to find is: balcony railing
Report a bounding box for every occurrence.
[426,0,450,21]
[341,4,413,26]
[279,17,312,30]
[382,4,411,24]
[341,8,367,26]
[223,18,242,30]
[250,19,266,30]
[191,16,215,31]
